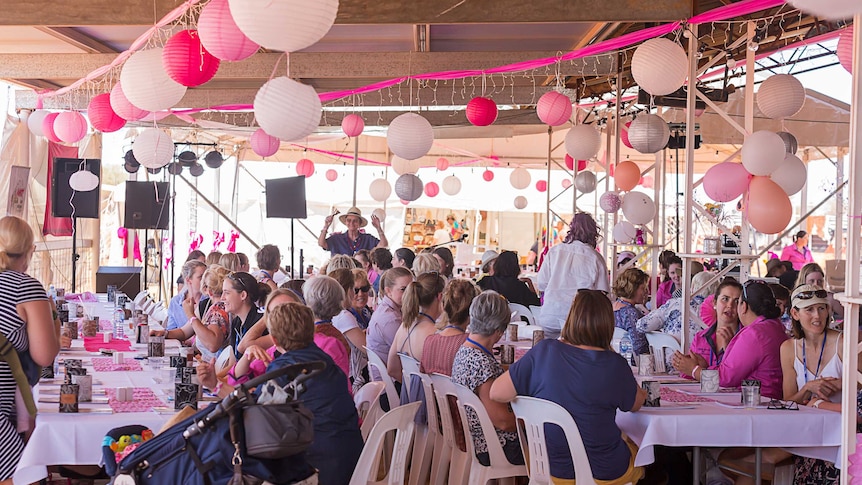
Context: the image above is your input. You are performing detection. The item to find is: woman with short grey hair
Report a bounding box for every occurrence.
[451,291,523,467]
[302,276,351,361]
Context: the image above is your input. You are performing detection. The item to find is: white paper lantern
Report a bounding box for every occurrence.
[565,124,602,160]
[120,48,187,112]
[369,178,392,201]
[27,109,49,136]
[394,173,423,202]
[387,113,434,160]
[756,74,805,120]
[574,171,598,193]
[777,131,798,154]
[612,221,638,244]
[628,114,670,154]
[198,0,260,62]
[742,130,787,176]
[371,208,386,226]
[254,76,321,142]
[391,156,422,175]
[513,196,528,210]
[228,0,338,53]
[133,128,174,169]
[631,38,688,96]
[68,170,99,192]
[769,153,807,196]
[599,191,622,213]
[442,175,462,196]
[510,168,531,190]
[621,191,657,225]
[787,0,862,21]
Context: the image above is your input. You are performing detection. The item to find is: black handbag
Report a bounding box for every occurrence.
[243,401,314,459]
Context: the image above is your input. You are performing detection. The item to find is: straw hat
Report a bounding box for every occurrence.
[339,207,368,227]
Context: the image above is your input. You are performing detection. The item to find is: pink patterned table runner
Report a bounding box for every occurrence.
[104,388,165,413]
[91,357,142,372]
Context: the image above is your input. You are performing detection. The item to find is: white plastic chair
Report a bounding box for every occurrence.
[419,373,448,485]
[510,396,599,485]
[354,381,386,440]
[645,331,681,360]
[349,401,421,485]
[452,381,528,485]
[430,374,471,484]
[364,345,400,412]
[509,303,536,326]
[398,353,421,389]
[398,354,433,485]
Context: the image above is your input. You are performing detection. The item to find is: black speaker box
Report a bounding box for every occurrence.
[96,266,142,296]
[124,181,170,230]
[51,158,101,219]
[265,176,307,219]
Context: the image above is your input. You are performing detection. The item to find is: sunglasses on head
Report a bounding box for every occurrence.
[794,289,828,301]
[353,285,371,294]
[741,279,768,302]
[227,272,248,292]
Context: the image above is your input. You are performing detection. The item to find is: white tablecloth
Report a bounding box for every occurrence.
[615,384,842,467]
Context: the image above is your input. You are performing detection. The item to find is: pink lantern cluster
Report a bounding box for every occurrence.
[33,110,89,143]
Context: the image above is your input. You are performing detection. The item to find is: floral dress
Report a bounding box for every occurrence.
[614,301,649,355]
[792,390,862,484]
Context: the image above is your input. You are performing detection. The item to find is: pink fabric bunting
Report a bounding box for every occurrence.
[226,230,239,253]
[117,227,128,259]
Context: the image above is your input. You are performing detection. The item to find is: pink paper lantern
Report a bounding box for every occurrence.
[424,181,440,197]
[197,0,260,61]
[565,154,588,171]
[87,93,126,133]
[642,175,654,189]
[621,121,633,149]
[53,111,88,143]
[325,169,338,181]
[109,82,149,121]
[250,128,280,157]
[341,114,364,137]
[163,29,221,87]
[466,97,498,126]
[536,180,547,192]
[296,158,315,177]
[436,157,449,171]
[561,178,572,189]
[536,91,572,126]
[42,112,62,143]
[482,169,494,182]
[838,26,854,74]
[400,199,410,205]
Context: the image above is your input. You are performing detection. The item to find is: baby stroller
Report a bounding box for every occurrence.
[113,361,325,485]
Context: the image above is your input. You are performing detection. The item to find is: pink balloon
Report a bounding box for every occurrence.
[197,0,259,61]
[536,91,572,126]
[746,176,791,234]
[424,181,440,197]
[42,112,62,143]
[87,93,126,133]
[325,169,338,181]
[341,114,364,137]
[703,162,751,202]
[53,111,88,143]
[466,97,498,126]
[250,128,280,157]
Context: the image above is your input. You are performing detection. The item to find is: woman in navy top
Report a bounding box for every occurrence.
[491,290,646,483]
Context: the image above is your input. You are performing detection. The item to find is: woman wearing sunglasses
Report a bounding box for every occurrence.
[674,280,788,399]
[329,268,372,392]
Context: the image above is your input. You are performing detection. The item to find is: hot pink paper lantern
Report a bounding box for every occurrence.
[482,169,494,182]
[424,181,440,197]
[109,82,149,121]
[42,112,62,143]
[466,97,498,126]
[296,158,315,177]
[536,180,547,192]
[341,114,364,137]
[53,111,88,143]
[250,129,280,157]
[197,0,260,61]
[565,154,588,171]
[838,26,853,74]
[436,157,449,171]
[621,121,633,149]
[325,169,338,181]
[536,91,572,126]
[163,30,221,87]
[87,94,126,133]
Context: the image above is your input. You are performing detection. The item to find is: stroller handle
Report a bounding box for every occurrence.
[183,360,326,439]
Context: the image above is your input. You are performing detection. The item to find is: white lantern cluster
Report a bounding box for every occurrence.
[631,38,688,96]
[133,128,174,169]
[254,76,321,141]
[756,74,805,120]
[227,0,338,53]
[387,113,434,160]
[627,114,670,154]
[565,125,601,160]
[120,48,187,112]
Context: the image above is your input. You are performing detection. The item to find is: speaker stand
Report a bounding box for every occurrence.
[71,216,79,293]
[290,218,295,280]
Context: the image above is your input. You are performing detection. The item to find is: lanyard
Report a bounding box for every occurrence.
[443,325,465,333]
[708,325,738,366]
[466,337,494,358]
[802,333,828,384]
[349,308,370,327]
[418,312,436,323]
[314,320,332,326]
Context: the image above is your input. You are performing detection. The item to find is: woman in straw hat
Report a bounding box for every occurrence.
[318,206,388,256]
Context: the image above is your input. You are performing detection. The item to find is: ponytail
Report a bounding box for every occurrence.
[401,272,445,327]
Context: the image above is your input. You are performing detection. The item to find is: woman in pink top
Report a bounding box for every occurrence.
[675,280,787,399]
[779,230,815,271]
[688,278,742,373]
[654,256,682,308]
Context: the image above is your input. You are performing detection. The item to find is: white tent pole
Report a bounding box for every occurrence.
[352,136,359,207]
[836,148,844,259]
[681,24,697,351]
[545,126,552,254]
[839,13,862,482]
[738,20,756,283]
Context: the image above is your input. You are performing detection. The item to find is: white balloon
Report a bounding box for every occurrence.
[742,131,787,176]
[133,128,174,169]
[756,74,805,120]
[574,171,597,193]
[387,113,434,160]
[769,153,807,196]
[391,156,421,175]
[628,114,670,154]
[621,191,657,225]
[510,168,531,190]
[254,76,321,142]
[564,124,602,160]
[27,110,49,136]
[369,178,391,202]
[613,221,638,244]
[442,175,462,196]
[513,196,528,210]
[631,38,688,96]
[228,0,338,53]
[120,48,187,112]
[787,0,862,20]
[68,170,99,192]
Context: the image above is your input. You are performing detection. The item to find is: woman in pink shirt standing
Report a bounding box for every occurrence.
[779,230,815,270]
[674,280,787,399]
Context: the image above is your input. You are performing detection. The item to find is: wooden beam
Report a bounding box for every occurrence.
[0,51,616,81]
[33,27,118,54]
[0,0,693,26]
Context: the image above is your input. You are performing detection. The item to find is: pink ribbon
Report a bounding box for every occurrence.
[189,231,203,253]
[212,231,225,252]
[133,231,142,263]
[163,237,173,270]
[226,230,239,253]
[117,227,128,259]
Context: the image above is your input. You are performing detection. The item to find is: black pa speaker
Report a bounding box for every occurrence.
[51,158,101,219]
[265,176,307,219]
[124,181,170,230]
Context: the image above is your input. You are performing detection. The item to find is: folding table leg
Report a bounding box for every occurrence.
[754,448,762,485]
[692,446,701,484]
